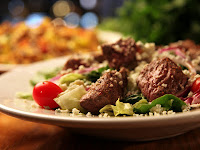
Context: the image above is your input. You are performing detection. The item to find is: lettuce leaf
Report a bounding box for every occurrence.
[86,66,110,82]
[54,83,87,112]
[133,94,186,114]
[121,94,143,104]
[30,66,62,86]
[100,99,134,116]
[16,92,33,100]
[59,73,85,85]
[100,94,187,116]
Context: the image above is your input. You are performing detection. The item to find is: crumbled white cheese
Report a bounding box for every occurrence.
[154,112,161,116]
[188,91,194,97]
[136,41,156,62]
[55,108,69,114]
[183,69,192,77]
[72,108,80,114]
[86,112,92,117]
[103,113,110,118]
[161,83,168,87]
[150,104,165,114]
[149,112,154,116]
[115,72,122,79]
[127,61,147,93]
[191,56,200,67]
[98,114,103,118]
[113,45,123,53]
[78,65,85,70]
[119,81,123,86]
[162,111,167,115]
[190,74,200,83]
[167,110,175,115]
[182,105,191,112]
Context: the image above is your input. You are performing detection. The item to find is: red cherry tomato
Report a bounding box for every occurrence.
[33,81,63,109]
[191,78,200,93]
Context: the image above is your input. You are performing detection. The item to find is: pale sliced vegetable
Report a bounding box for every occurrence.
[98,105,114,116]
[54,83,87,112]
[16,92,33,100]
[59,73,85,85]
[100,99,134,116]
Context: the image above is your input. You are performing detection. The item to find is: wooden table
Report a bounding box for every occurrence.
[1,112,200,150]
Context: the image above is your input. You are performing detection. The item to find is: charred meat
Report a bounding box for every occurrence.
[137,57,189,101]
[80,68,128,113]
[101,38,138,70]
[63,57,90,70]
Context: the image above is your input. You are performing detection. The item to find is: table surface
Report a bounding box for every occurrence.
[1,112,200,150]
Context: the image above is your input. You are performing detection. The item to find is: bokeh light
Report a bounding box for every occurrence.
[52,0,71,17]
[25,13,45,28]
[80,12,98,29]
[52,18,66,27]
[8,0,24,16]
[64,12,80,28]
[80,0,97,10]
[67,0,75,12]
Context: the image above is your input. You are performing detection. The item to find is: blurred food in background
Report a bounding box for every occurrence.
[0,0,123,64]
[1,0,200,64]
[0,17,99,64]
[100,0,200,45]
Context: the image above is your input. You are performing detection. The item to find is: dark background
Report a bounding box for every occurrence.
[0,0,124,23]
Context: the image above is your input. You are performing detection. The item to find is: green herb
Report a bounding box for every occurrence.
[179,64,188,70]
[133,99,150,114]
[16,92,33,100]
[99,94,187,116]
[30,66,62,86]
[133,94,186,114]
[121,94,143,104]
[38,67,62,79]
[86,66,111,82]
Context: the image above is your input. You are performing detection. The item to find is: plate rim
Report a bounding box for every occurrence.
[1,100,200,127]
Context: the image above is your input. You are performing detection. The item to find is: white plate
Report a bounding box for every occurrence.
[0,64,18,73]
[1,57,200,141]
[96,30,123,43]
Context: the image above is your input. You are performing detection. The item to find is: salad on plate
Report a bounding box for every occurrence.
[17,38,200,117]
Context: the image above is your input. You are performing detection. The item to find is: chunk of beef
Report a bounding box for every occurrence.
[92,53,105,63]
[137,57,189,101]
[80,68,128,113]
[101,38,137,69]
[63,57,89,70]
[63,53,105,71]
